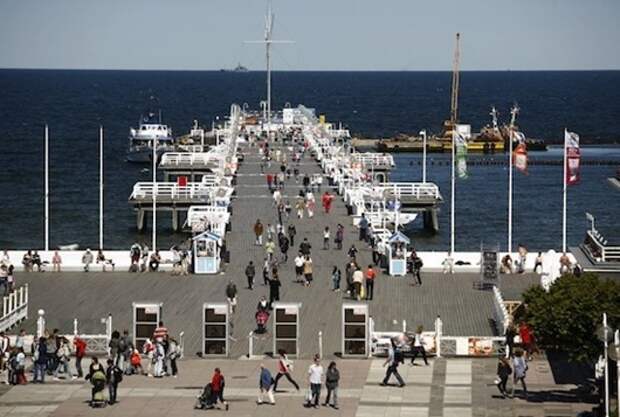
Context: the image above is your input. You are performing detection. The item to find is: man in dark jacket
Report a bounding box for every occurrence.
[299,238,312,256]
[279,235,290,262]
[245,261,256,290]
[33,337,47,383]
[105,358,123,405]
[226,280,237,314]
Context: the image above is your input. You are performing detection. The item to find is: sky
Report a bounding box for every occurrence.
[1,0,619,71]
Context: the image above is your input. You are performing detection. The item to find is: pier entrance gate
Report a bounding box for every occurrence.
[342,303,369,357]
[132,302,162,351]
[203,302,229,357]
[272,302,301,358]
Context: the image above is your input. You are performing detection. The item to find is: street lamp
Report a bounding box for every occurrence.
[419,130,427,183]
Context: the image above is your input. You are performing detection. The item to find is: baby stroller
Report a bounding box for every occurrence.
[195,383,214,409]
[255,309,270,334]
[90,370,107,408]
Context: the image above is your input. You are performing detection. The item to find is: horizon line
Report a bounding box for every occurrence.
[1,67,620,73]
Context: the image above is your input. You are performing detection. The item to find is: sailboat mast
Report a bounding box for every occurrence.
[450,33,460,125]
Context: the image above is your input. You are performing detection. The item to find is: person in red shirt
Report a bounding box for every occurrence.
[266,174,274,191]
[519,322,536,360]
[365,265,377,300]
[321,192,333,214]
[73,335,87,379]
[211,368,228,410]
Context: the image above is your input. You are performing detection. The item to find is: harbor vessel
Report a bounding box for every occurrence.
[126,111,176,163]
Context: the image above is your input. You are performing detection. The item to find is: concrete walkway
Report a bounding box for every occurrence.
[0,357,596,417]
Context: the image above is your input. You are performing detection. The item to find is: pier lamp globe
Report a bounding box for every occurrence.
[37,309,45,316]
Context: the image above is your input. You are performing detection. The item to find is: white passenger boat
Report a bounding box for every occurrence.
[126,112,175,163]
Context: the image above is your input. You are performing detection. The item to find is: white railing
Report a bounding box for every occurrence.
[492,286,510,337]
[160,152,225,168]
[376,183,442,201]
[586,230,620,262]
[350,153,395,168]
[186,206,231,235]
[0,285,28,332]
[129,182,233,202]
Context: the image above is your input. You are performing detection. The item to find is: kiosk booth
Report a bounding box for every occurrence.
[272,302,301,357]
[387,231,410,276]
[203,303,229,357]
[342,303,369,357]
[133,302,162,351]
[193,231,221,274]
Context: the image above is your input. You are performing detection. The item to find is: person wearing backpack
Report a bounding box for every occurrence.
[105,358,123,405]
[380,338,405,387]
[118,330,132,373]
[273,350,299,392]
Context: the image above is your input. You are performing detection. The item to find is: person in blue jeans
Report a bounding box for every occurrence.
[33,337,47,383]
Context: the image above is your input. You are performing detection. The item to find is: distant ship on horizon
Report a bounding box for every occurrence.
[220,63,249,73]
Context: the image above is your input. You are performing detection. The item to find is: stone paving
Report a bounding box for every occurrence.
[0,357,596,417]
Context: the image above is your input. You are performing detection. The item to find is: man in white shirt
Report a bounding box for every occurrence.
[294,254,304,283]
[307,354,323,408]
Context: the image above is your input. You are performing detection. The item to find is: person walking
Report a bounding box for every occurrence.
[273,350,300,391]
[279,234,290,262]
[409,326,429,366]
[365,265,376,300]
[245,261,256,289]
[33,337,47,383]
[352,267,364,300]
[287,224,296,247]
[324,361,340,409]
[258,364,276,405]
[303,256,313,287]
[265,238,276,261]
[381,338,405,387]
[167,337,180,378]
[323,227,330,250]
[211,367,229,410]
[358,214,369,242]
[295,199,305,219]
[411,250,423,286]
[321,191,333,214]
[254,219,264,246]
[331,266,341,292]
[307,355,324,409]
[299,238,312,256]
[511,349,528,399]
[105,358,123,405]
[226,280,237,314]
[262,258,271,286]
[269,275,281,307]
[496,357,512,398]
[294,253,304,283]
[335,224,344,250]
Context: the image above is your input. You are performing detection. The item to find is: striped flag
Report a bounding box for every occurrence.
[565,130,580,185]
[455,132,468,179]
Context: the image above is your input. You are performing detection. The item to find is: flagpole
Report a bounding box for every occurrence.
[451,130,455,256]
[152,139,157,252]
[44,125,49,252]
[508,129,513,254]
[562,129,567,253]
[99,126,104,250]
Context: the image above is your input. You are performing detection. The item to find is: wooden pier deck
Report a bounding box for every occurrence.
[14,144,540,358]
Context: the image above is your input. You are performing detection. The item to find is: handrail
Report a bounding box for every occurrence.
[0,285,29,332]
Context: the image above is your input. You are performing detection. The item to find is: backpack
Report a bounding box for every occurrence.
[394,348,404,364]
[113,366,123,383]
[118,337,127,353]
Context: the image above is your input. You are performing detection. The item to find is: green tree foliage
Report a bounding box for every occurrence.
[521,273,620,362]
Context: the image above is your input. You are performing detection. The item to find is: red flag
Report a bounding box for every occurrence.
[565,130,580,185]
